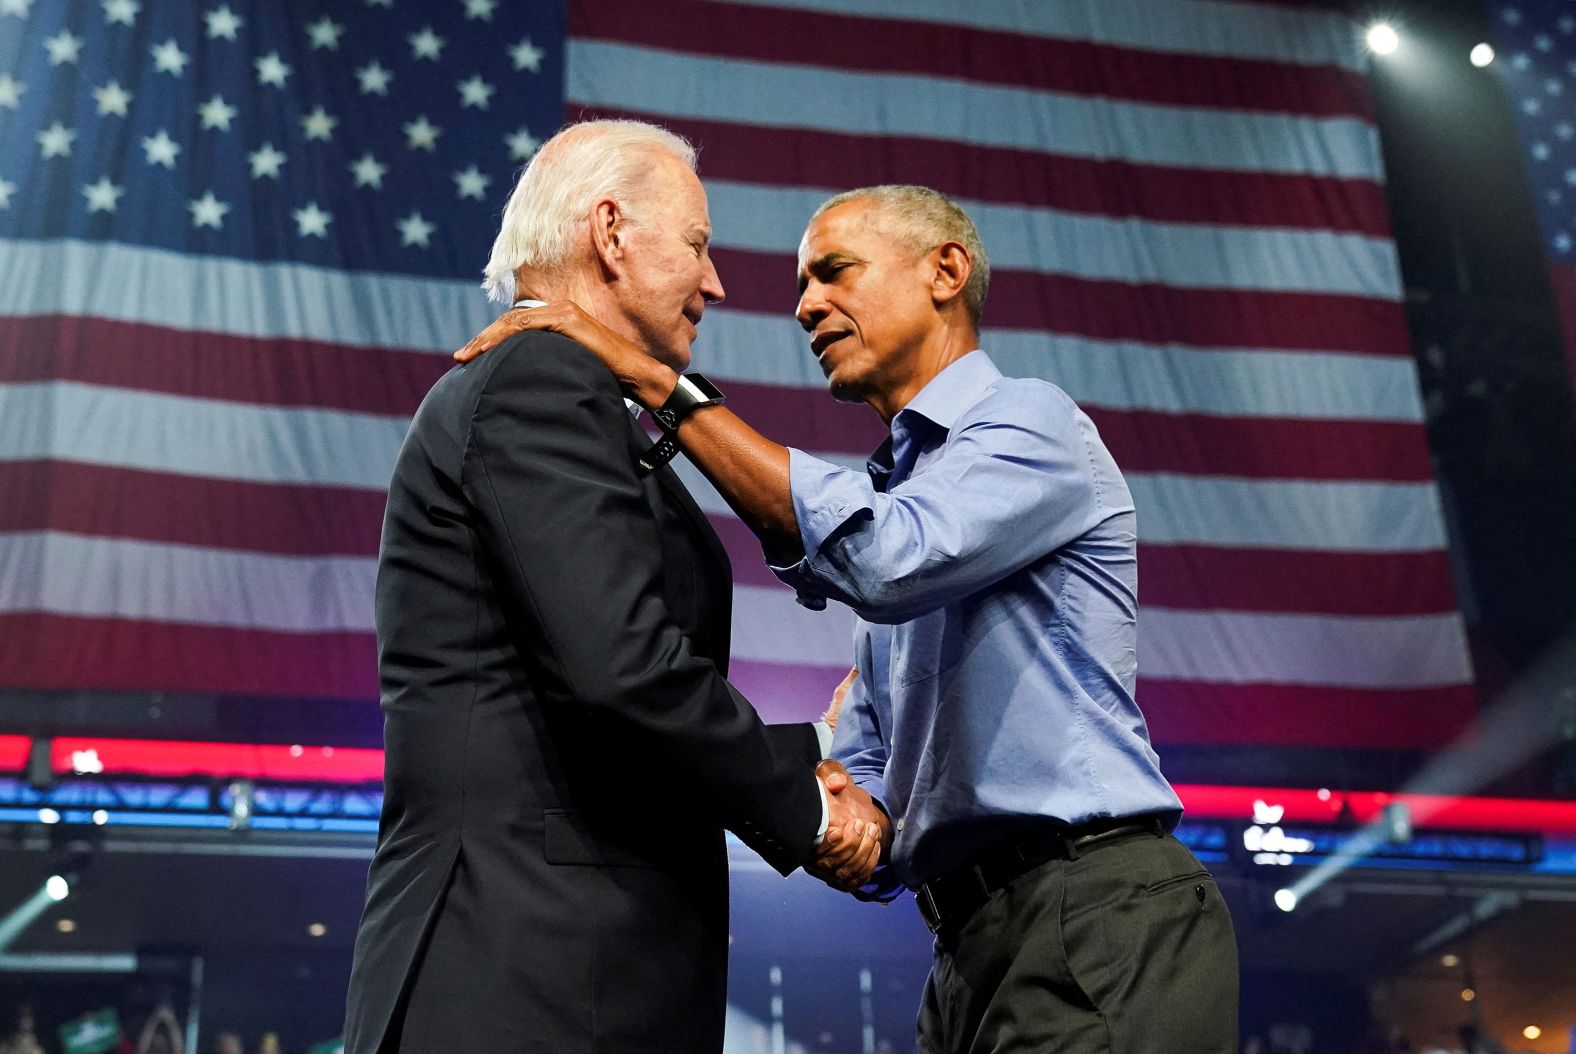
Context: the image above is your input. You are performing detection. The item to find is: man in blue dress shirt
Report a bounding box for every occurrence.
[459,184,1238,1053]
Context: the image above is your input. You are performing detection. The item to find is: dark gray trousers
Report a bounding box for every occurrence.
[917,831,1238,1054]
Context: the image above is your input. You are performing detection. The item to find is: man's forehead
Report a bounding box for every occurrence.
[797,200,882,267]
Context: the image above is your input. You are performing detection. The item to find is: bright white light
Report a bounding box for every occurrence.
[1367,23,1400,55]
[1274,888,1298,912]
[71,749,103,775]
[1524,1026,1542,1041]
[1471,43,1495,67]
[91,810,109,826]
[44,875,69,902]
[37,808,60,825]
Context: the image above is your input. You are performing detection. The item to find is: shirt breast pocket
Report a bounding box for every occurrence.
[894,605,964,686]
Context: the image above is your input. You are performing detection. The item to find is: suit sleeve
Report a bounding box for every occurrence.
[462,332,823,874]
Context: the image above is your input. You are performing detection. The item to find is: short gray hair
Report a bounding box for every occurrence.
[809,185,990,323]
[482,119,697,304]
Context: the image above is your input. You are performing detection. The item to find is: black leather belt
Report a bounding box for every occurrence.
[915,815,1167,935]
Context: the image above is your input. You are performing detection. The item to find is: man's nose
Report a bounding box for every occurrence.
[796,285,826,331]
[701,254,725,305]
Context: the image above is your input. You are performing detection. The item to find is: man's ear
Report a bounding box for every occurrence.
[930,241,971,309]
[590,199,626,278]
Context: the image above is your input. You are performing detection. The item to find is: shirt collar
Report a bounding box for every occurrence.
[514,298,641,419]
[895,349,1001,433]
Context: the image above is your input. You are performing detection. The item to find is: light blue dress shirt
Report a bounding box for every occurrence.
[775,351,1181,897]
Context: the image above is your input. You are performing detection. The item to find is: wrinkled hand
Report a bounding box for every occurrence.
[821,666,858,734]
[809,759,891,892]
[454,302,656,397]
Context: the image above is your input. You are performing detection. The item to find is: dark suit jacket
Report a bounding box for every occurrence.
[343,332,824,1053]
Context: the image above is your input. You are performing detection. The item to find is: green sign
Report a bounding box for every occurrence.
[307,1041,345,1054]
[59,1009,121,1054]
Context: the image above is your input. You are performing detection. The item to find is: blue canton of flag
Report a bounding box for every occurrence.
[1494,1,1576,259]
[0,0,567,278]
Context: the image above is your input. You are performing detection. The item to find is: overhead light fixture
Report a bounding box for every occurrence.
[1366,23,1400,55]
[1273,888,1298,912]
[1524,1026,1542,1040]
[1471,43,1495,68]
[307,923,327,938]
[55,918,76,934]
[45,875,70,903]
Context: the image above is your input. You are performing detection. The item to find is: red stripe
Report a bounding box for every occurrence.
[574,105,1393,236]
[711,516,1459,617]
[0,460,385,557]
[1139,679,1477,749]
[0,613,377,699]
[43,736,385,782]
[1092,408,1432,482]
[0,315,446,414]
[728,380,1434,481]
[568,0,1374,120]
[1138,545,1460,616]
[711,248,1413,357]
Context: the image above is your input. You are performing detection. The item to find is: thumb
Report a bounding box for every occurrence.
[816,759,851,794]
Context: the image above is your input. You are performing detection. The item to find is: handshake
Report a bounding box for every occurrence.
[808,758,892,892]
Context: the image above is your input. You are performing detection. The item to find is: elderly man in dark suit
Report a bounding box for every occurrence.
[342,120,889,1054]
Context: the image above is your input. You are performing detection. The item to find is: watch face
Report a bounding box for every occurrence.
[682,374,725,401]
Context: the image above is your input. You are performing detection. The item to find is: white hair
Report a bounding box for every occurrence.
[809,184,991,323]
[481,120,698,304]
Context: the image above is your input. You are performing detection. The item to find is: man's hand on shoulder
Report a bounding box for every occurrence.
[456,302,677,410]
[808,759,891,892]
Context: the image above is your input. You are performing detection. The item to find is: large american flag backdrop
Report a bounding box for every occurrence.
[0,0,1475,752]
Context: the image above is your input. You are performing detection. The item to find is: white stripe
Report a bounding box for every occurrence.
[0,533,1465,689]
[0,382,407,490]
[707,0,1367,71]
[1139,608,1473,688]
[0,237,493,353]
[732,583,858,666]
[1128,474,1445,551]
[0,532,374,632]
[695,310,1426,424]
[670,459,1446,554]
[727,585,1470,690]
[706,181,1401,298]
[567,40,1382,181]
[1,380,1441,554]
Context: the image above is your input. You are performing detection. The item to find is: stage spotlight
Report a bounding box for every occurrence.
[45,875,70,902]
[1366,23,1400,55]
[1524,1026,1542,1040]
[1471,43,1495,67]
[1274,888,1298,912]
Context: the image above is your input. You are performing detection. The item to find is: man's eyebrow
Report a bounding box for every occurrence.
[687,225,712,243]
[796,251,856,292]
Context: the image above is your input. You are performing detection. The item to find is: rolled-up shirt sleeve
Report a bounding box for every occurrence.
[773,383,1110,624]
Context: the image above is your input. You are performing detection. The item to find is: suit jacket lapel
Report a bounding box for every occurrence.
[626,415,732,583]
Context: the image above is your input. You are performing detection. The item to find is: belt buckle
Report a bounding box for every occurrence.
[916,884,943,934]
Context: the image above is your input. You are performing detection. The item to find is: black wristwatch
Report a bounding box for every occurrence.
[639,373,725,472]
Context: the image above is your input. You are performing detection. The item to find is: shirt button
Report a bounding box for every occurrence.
[895,819,905,832]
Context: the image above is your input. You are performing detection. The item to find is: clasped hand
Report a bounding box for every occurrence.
[810,759,892,892]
